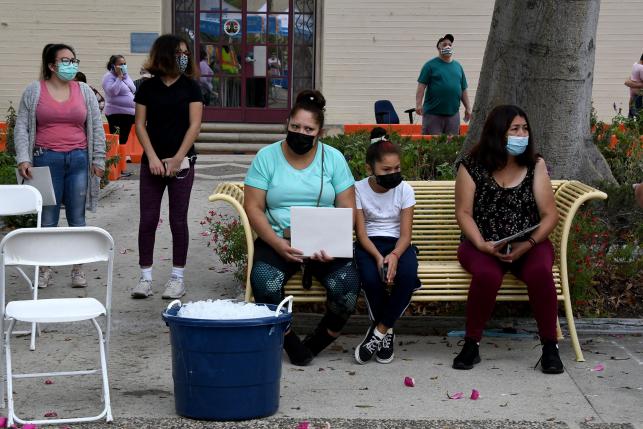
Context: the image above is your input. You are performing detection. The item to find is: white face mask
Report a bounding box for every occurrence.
[440,46,453,56]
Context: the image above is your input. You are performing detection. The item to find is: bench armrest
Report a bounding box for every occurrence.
[553,180,607,296]
[208,182,255,301]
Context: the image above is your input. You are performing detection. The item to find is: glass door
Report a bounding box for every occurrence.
[196,0,294,123]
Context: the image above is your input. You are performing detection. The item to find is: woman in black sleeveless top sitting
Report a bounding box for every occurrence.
[452,105,563,374]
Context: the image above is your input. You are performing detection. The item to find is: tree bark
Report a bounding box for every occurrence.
[463,0,615,183]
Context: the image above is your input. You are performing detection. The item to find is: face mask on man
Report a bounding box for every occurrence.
[56,62,79,81]
[440,46,453,56]
[375,171,403,190]
[286,130,315,155]
[176,54,189,73]
[506,136,529,156]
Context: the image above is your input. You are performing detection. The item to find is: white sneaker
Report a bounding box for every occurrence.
[162,276,185,299]
[71,267,88,288]
[131,278,153,298]
[38,267,53,289]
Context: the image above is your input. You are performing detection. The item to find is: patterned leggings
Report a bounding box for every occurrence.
[250,238,360,331]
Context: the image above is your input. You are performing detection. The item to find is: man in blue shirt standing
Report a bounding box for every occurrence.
[415,34,472,135]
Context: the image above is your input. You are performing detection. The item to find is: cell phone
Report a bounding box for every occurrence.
[505,244,512,255]
[380,263,388,283]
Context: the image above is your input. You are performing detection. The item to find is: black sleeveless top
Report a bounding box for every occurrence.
[459,156,541,242]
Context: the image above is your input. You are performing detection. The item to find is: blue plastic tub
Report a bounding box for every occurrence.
[162,298,293,420]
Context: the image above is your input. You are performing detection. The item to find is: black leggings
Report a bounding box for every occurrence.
[106,114,135,145]
[250,238,360,332]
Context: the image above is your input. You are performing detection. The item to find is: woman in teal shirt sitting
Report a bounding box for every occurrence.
[244,90,359,366]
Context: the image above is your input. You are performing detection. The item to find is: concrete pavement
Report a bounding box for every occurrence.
[1,156,642,428]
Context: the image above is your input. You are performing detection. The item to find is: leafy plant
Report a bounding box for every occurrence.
[322,132,463,180]
[2,102,17,156]
[201,210,247,283]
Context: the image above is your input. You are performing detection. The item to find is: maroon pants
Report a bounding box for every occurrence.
[138,163,195,267]
[457,239,558,342]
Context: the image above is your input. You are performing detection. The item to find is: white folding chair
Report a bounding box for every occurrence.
[0,227,114,426]
[0,185,43,351]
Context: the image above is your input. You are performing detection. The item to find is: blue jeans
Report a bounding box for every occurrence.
[33,147,88,227]
[355,236,421,328]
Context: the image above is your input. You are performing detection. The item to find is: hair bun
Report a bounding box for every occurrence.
[295,89,326,110]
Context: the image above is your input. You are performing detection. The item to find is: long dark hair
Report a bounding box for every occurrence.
[469,105,538,172]
[41,43,76,80]
[144,34,198,79]
[289,90,326,128]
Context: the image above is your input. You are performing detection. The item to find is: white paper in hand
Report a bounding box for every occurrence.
[15,167,56,206]
[290,207,353,258]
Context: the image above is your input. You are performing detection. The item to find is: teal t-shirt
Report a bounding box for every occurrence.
[244,141,355,237]
[417,57,468,116]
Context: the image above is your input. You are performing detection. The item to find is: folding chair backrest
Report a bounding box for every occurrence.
[0,227,113,268]
[0,185,42,227]
[374,100,400,124]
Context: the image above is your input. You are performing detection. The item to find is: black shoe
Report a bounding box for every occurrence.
[452,337,481,370]
[375,328,395,364]
[302,325,338,356]
[539,341,564,374]
[354,325,383,364]
[283,331,313,366]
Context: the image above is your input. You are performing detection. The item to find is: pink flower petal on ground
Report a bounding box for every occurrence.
[22,424,38,429]
[447,391,464,400]
[0,417,7,427]
[470,389,480,400]
[44,379,53,385]
[44,411,58,417]
[297,421,310,429]
[591,363,605,372]
[404,376,415,387]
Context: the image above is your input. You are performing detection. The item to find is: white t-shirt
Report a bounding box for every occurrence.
[355,178,416,238]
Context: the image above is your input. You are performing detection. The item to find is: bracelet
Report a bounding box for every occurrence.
[390,250,400,259]
[528,237,537,247]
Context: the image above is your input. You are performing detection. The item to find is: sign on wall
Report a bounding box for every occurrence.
[130,32,159,54]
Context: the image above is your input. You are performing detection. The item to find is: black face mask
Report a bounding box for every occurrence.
[286,130,315,155]
[375,172,403,190]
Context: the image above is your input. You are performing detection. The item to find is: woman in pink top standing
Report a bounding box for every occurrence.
[102,54,136,175]
[15,43,106,289]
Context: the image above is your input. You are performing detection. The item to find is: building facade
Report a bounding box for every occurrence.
[0,0,640,126]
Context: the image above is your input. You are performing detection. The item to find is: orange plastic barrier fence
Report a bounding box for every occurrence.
[344,124,422,135]
[0,122,6,151]
[127,125,143,163]
[343,123,468,136]
[106,133,121,181]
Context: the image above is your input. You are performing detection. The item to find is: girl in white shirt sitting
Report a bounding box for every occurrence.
[354,127,420,364]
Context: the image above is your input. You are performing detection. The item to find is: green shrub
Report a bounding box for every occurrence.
[323,132,463,180]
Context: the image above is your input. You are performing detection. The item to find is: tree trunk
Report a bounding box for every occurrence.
[463,0,615,184]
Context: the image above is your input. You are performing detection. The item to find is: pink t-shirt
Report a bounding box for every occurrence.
[630,63,643,97]
[35,80,88,151]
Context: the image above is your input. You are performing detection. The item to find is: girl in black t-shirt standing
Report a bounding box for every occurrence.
[131,34,203,299]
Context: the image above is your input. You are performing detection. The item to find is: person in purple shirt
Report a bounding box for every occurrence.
[198,46,215,105]
[102,54,135,175]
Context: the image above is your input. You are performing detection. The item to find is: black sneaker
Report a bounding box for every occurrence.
[540,341,564,374]
[354,325,383,364]
[452,337,481,370]
[284,331,313,366]
[375,329,395,364]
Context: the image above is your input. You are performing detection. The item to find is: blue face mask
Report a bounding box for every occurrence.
[119,64,128,75]
[56,62,79,81]
[506,136,529,156]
